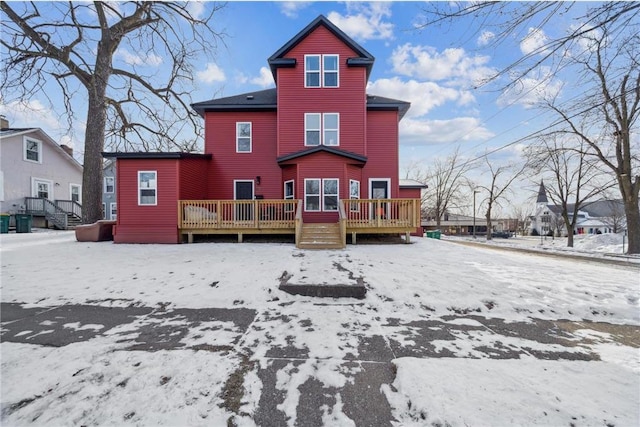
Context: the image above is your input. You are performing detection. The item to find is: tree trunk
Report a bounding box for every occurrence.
[485,211,492,241]
[82,90,107,224]
[623,191,640,254]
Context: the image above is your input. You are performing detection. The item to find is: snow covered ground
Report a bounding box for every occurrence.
[1,230,638,426]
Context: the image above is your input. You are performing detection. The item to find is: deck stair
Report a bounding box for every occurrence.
[297,223,344,249]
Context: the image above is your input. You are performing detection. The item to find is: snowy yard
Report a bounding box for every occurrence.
[1,230,638,426]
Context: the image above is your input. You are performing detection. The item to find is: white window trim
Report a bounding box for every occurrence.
[284,180,295,212]
[322,178,339,211]
[110,202,117,220]
[233,179,255,200]
[31,177,53,199]
[138,170,157,206]
[304,54,339,88]
[236,122,252,153]
[304,178,321,212]
[368,178,391,199]
[349,179,360,212]
[70,183,82,203]
[304,178,339,212]
[102,203,106,219]
[323,113,339,146]
[23,136,43,164]
[305,113,339,146]
[304,54,321,88]
[323,54,339,88]
[104,176,115,193]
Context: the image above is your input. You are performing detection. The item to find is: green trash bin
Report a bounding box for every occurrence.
[0,214,9,233]
[15,214,32,233]
[426,231,434,238]
[433,230,441,240]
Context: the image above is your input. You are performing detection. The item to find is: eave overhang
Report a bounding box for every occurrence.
[102,152,212,160]
[277,145,367,165]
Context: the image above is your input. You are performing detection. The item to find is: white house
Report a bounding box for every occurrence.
[0,118,83,229]
[529,181,624,236]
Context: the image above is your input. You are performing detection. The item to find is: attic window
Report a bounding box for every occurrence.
[305,54,339,88]
[24,137,42,163]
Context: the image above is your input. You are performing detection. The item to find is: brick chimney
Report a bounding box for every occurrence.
[0,115,8,129]
[60,144,74,157]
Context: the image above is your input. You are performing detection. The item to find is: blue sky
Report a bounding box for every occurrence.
[2,1,598,211]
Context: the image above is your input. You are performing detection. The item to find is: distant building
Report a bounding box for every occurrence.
[529,181,624,236]
[102,159,117,220]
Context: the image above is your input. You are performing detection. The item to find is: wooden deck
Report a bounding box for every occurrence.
[178,198,421,246]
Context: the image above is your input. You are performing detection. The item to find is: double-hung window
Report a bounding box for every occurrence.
[138,171,157,205]
[349,179,360,211]
[24,137,42,163]
[304,178,339,212]
[104,177,115,193]
[236,122,252,153]
[110,203,117,220]
[305,113,339,146]
[305,54,339,88]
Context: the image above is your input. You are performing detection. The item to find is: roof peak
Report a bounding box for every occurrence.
[537,180,548,204]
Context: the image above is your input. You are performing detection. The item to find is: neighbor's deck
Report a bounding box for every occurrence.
[178,199,421,246]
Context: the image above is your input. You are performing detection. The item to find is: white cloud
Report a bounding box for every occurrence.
[477,30,495,47]
[368,77,474,118]
[196,63,226,84]
[249,67,275,88]
[327,3,394,41]
[115,49,163,67]
[280,1,311,18]
[520,27,549,56]
[400,117,494,145]
[390,43,495,87]
[186,2,206,20]
[497,67,563,109]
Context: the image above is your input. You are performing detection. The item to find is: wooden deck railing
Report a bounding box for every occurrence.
[179,199,299,231]
[342,198,421,229]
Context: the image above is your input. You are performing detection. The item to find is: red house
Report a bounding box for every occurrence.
[104,15,423,247]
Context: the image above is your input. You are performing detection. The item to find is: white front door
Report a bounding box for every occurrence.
[32,178,53,200]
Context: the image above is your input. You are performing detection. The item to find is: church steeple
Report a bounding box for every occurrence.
[536,180,548,204]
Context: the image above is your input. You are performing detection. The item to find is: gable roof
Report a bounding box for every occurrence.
[192,89,410,120]
[277,145,367,164]
[268,15,375,82]
[0,127,83,171]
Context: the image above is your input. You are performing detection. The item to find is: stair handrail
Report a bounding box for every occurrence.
[55,199,82,219]
[24,197,68,229]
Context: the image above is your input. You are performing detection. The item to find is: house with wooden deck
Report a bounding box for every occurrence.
[103,15,423,248]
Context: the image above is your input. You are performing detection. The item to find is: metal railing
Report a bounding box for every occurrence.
[24,197,68,229]
[55,200,82,219]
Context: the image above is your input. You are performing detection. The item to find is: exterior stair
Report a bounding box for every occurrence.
[66,214,83,229]
[298,223,344,249]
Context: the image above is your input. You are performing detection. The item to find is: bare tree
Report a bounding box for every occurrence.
[526,134,614,247]
[510,202,534,236]
[549,28,639,253]
[419,2,640,253]
[1,2,225,223]
[475,157,527,241]
[422,147,475,228]
[599,199,626,234]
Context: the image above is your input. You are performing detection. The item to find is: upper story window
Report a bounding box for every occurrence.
[138,171,157,206]
[24,137,42,163]
[236,122,252,153]
[305,54,339,88]
[104,177,115,193]
[305,113,339,146]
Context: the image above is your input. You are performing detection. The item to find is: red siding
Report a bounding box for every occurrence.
[365,110,400,198]
[277,25,367,158]
[204,111,281,199]
[114,158,180,244]
[179,158,210,200]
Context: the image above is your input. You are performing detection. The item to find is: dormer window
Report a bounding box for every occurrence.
[305,54,339,88]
